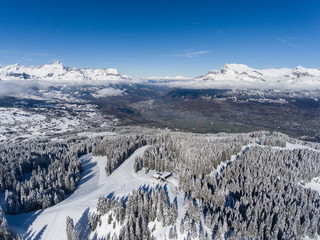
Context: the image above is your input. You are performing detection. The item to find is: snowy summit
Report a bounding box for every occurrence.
[195,63,320,84]
[0,62,133,82]
[1,62,320,90]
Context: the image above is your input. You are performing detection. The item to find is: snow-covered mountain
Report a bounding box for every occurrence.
[146,64,320,90]
[0,62,133,82]
[195,63,320,84]
[1,62,320,89]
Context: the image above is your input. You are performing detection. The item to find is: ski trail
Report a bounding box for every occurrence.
[8,145,155,240]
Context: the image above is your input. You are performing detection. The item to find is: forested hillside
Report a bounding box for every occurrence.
[62,130,320,240]
[0,128,319,239]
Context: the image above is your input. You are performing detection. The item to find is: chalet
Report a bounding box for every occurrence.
[160,172,172,180]
[153,172,172,181]
[153,173,161,180]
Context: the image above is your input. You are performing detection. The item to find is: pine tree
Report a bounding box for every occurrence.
[180,219,185,235]
[66,216,79,240]
[0,207,13,240]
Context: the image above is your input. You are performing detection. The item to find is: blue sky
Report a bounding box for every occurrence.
[0,0,319,78]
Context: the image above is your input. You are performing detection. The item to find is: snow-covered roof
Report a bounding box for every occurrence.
[153,173,161,179]
[162,172,172,178]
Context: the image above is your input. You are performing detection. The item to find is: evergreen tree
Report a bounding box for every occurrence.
[66,216,79,240]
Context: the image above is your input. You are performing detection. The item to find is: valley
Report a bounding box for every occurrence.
[0,63,319,239]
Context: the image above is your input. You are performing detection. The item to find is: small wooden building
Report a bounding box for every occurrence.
[160,172,172,181]
[153,173,161,180]
[161,172,172,179]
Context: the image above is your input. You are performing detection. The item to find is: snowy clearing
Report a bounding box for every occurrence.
[305,177,320,195]
[286,142,320,152]
[0,106,111,144]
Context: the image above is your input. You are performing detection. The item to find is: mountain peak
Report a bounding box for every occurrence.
[102,68,119,75]
[0,62,133,82]
[221,64,252,73]
[195,64,320,89]
[53,61,63,65]
[294,65,307,72]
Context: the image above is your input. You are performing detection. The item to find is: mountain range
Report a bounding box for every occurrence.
[0,61,132,82]
[196,63,320,82]
[0,62,320,90]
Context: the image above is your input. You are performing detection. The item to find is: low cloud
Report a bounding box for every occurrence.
[0,80,43,97]
[147,76,192,81]
[156,79,320,91]
[93,87,125,98]
[0,79,126,98]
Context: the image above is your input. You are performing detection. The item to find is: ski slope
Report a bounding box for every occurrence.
[7,145,172,240]
[7,140,320,239]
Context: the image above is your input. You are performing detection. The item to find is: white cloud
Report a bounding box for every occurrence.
[93,88,125,97]
[275,37,304,50]
[147,76,192,81]
[161,50,210,58]
[157,78,320,91]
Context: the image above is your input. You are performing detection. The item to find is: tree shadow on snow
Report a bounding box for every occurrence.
[92,232,98,240]
[24,221,47,240]
[81,157,96,171]
[92,234,107,240]
[106,192,115,200]
[81,160,97,178]
[120,195,128,205]
[78,171,97,186]
[139,184,152,194]
[26,224,47,240]
[6,209,44,238]
[72,159,97,190]
[75,207,91,240]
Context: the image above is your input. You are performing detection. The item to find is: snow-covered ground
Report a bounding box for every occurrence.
[0,106,111,144]
[286,142,320,152]
[7,145,180,239]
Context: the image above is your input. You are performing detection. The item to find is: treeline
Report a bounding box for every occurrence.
[91,135,148,176]
[90,134,186,176]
